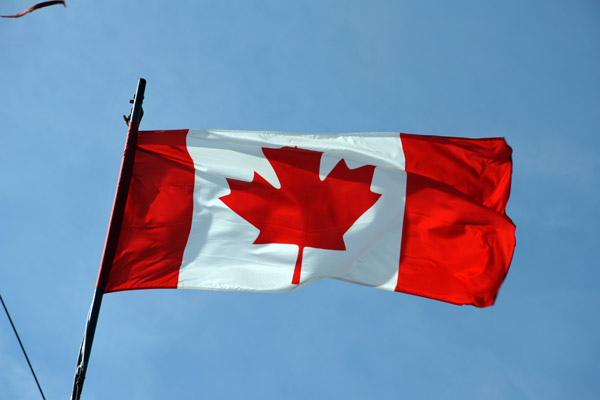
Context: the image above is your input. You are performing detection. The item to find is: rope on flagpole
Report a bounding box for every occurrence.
[0,292,47,400]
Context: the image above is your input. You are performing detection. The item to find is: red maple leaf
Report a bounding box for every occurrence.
[220,146,381,284]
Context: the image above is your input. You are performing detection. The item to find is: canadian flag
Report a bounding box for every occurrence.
[98,129,515,307]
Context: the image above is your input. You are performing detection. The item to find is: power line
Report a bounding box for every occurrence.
[0,292,47,400]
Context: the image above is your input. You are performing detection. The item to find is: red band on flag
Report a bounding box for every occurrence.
[397,133,515,307]
[104,130,195,293]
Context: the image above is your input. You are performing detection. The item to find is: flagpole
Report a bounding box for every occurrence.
[70,78,146,400]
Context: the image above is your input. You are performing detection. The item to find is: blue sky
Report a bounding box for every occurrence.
[1,1,599,399]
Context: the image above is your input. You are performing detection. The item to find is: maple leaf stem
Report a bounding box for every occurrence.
[291,246,304,284]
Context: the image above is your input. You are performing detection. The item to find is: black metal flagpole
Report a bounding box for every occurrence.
[70,78,146,400]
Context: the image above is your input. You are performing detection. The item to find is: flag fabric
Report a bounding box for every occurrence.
[98,129,515,307]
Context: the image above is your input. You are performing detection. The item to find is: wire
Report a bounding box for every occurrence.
[0,292,47,400]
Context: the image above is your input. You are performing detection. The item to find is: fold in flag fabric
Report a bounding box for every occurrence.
[99,130,515,307]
